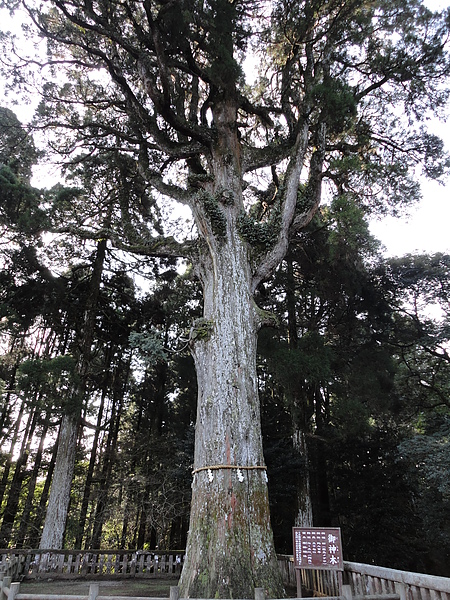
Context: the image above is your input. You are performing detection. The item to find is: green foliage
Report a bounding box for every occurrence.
[296,183,316,213]
[325,194,379,262]
[397,413,450,575]
[17,355,78,413]
[18,355,76,387]
[203,0,246,90]
[237,212,280,251]
[199,192,227,239]
[399,414,450,501]
[264,331,333,392]
[190,318,214,342]
[312,79,357,133]
[0,106,39,181]
[129,330,167,366]
[0,165,46,235]
[329,428,430,572]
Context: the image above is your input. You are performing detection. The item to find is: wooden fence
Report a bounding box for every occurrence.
[276,555,450,600]
[343,561,450,600]
[0,550,184,581]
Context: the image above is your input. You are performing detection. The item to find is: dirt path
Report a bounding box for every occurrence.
[20,577,179,597]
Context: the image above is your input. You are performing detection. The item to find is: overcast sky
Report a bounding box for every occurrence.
[370,175,450,258]
[373,0,450,256]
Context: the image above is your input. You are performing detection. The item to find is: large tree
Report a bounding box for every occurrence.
[1,0,450,596]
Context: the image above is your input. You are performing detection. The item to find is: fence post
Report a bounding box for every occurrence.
[394,582,407,600]
[88,583,99,600]
[8,582,20,599]
[1,576,11,600]
[170,586,180,600]
[255,587,265,600]
[343,584,353,600]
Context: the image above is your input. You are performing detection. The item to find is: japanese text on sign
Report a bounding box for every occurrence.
[293,528,343,570]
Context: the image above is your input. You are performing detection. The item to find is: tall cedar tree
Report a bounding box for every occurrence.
[2,0,450,596]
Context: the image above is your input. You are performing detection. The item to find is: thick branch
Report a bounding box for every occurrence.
[242,136,295,173]
[49,224,193,259]
[147,171,192,206]
[251,120,310,291]
[291,123,327,233]
[25,2,211,157]
[138,54,214,147]
[113,236,195,259]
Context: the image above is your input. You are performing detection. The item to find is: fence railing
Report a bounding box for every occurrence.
[343,561,450,600]
[0,549,184,581]
[276,555,450,600]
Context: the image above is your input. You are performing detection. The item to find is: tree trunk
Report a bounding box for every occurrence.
[179,227,283,597]
[15,413,50,548]
[29,427,60,548]
[39,413,78,548]
[39,236,108,549]
[89,365,125,549]
[0,397,26,509]
[75,360,111,548]
[293,430,313,528]
[0,401,38,546]
[285,254,314,528]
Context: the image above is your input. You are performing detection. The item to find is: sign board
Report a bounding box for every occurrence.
[293,527,343,570]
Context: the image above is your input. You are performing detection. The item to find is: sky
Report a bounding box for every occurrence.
[1,2,450,260]
[370,176,450,258]
[373,2,450,258]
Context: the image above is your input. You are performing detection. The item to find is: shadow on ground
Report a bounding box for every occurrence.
[20,578,299,597]
[20,577,180,597]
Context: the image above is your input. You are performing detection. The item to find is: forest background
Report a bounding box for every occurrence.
[0,0,449,586]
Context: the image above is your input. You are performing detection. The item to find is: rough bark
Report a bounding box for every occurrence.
[29,428,59,549]
[179,100,284,595]
[293,430,313,528]
[89,365,125,549]
[180,236,283,598]
[75,388,106,549]
[39,413,78,549]
[0,397,26,509]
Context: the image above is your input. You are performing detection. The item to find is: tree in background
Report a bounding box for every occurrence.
[1,0,450,594]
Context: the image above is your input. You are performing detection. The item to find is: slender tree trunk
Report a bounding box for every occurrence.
[285,255,314,528]
[39,236,108,549]
[0,402,39,546]
[39,413,78,548]
[15,414,50,548]
[293,430,313,527]
[0,362,19,448]
[75,356,111,548]
[89,361,126,549]
[0,397,26,509]
[29,427,60,548]
[179,231,282,598]
[119,496,130,549]
[311,389,332,526]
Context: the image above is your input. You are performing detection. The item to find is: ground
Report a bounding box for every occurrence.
[20,577,180,597]
[19,577,298,597]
